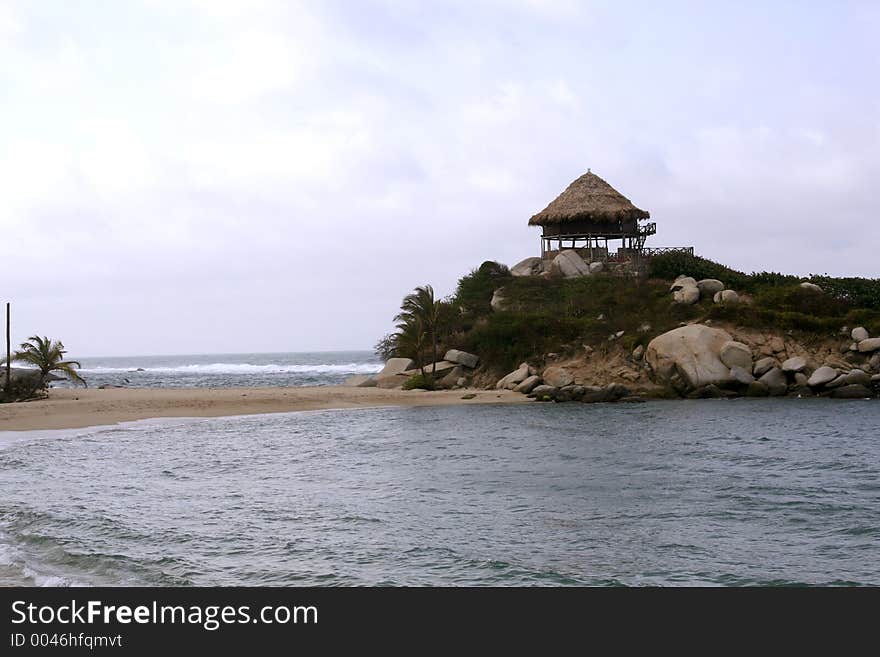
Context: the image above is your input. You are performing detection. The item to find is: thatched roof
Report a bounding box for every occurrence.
[529,171,650,226]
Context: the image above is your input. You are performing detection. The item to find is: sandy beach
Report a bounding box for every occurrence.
[0,386,527,432]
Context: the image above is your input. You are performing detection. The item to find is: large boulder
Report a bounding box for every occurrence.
[529,384,557,400]
[753,357,777,377]
[496,363,530,390]
[697,279,725,296]
[542,366,574,388]
[438,365,465,388]
[511,257,544,277]
[781,357,807,373]
[830,384,872,399]
[799,282,823,293]
[843,369,871,386]
[851,327,869,342]
[550,250,590,278]
[713,290,740,304]
[807,366,838,388]
[645,324,734,393]
[758,367,788,396]
[514,375,542,394]
[729,366,755,385]
[673,285,700,305]
[746,381,770,397]
[857,338,880,353]
[444,349,480,369]
[670,276,697,291]
[406,361,458,378]
[377,358,413,377]
[490,288,507,311]
[375,358,415,388]
[720,341,752,370]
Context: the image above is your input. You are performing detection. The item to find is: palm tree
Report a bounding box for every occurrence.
[395,285,443,379]
[12,335,87,392]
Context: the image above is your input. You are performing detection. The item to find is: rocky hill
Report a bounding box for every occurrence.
[365,250,880,401]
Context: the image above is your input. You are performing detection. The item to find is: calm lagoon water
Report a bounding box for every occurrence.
[1,399,878,586]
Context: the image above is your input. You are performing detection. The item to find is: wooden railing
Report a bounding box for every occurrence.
[641,247,694,257]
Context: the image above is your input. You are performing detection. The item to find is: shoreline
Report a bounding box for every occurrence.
[0,386,527,432]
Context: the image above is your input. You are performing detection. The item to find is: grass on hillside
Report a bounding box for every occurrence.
[441,255,880,373]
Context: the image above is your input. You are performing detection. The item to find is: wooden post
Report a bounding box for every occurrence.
[5,303,10,392]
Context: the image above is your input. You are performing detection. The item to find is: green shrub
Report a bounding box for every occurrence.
[811,276,880,310]
[402,373,437,390]
[453,261,512,317]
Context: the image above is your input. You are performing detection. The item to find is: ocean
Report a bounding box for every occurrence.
[59,351,384,388]
[1,398,878,586]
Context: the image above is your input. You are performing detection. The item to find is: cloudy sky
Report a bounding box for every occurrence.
[2,0,878,356]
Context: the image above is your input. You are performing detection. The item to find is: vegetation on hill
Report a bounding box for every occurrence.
[378,253,880,375]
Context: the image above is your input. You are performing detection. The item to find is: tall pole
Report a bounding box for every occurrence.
[5,302,10,391]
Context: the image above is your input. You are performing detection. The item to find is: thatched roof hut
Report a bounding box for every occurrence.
[529,171,650,226]
[529,171,655,258]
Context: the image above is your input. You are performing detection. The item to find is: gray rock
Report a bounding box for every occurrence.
[688,384,726,399]
[730,366,755,385]
[830,384,872,399]
[490,288,507,311]
[843,369,871,386]
[375,358,415,388]
[713,289,740,304]
[514,375,542,394]
[851,327,870,342]
[376,358,414,378]
[799,282,823,293]
[720,341,752,370]
[496,362,530,389]
[746,381,769,397]
[632,345,645,361]
[807,366,838,387]
[872,374,880,383]
[550,250,590,278]
[510,257,544,277]
[753,357,777,377]
[606,383,630,400]
[825,374,847,389]
[673,285,700,305]
[406,361,458,379]
[794,372,809,387]
[758,367,788,396]
[438,366,465,388]
[645,324,734,393]
[670,276,697,291]
[529,384,557,400]
[562,384,586,400]
[589,261,604,274]
[781,357,807,373]
[697,279,725,296]
[444,349,480,369]
[542,366,574,388]
[857,338,880,353]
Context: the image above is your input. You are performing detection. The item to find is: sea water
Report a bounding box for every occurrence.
[58,351,383,388]
[1,399,878,586]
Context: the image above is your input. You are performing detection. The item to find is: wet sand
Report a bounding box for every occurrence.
[0,386,527,431]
